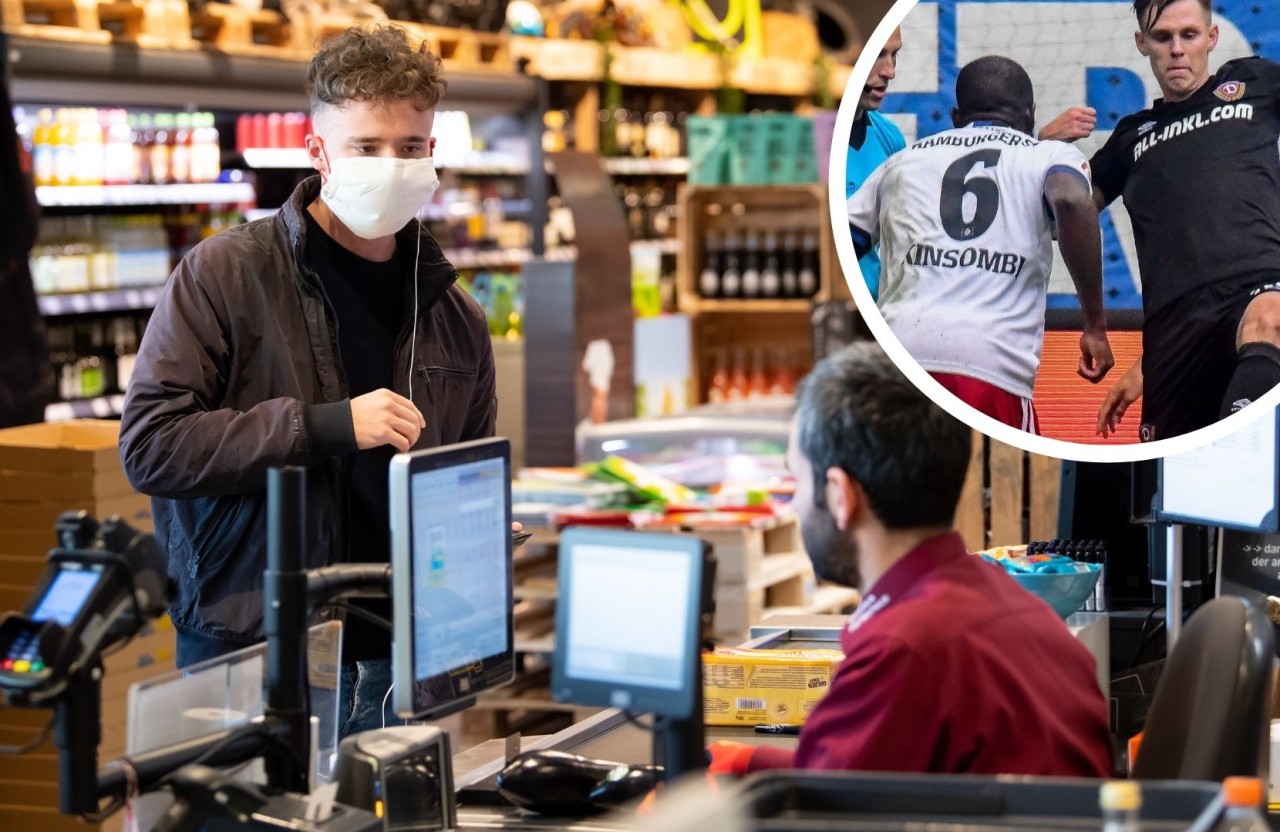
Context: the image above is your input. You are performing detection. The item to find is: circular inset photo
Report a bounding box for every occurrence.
[831,0,1280,461]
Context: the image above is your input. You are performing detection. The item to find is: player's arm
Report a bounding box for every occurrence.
[1045,168,1114,383]
[1038,107,1097,142]
[1097,358,1143,438]
[847,165,886,261]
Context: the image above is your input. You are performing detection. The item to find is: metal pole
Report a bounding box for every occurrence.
[1167,523,1183,649]
[264,466,310,793]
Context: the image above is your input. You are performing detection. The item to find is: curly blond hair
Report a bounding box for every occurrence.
[307,24,446,114]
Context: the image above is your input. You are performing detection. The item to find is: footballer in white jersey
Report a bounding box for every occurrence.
[847,56,1113,431]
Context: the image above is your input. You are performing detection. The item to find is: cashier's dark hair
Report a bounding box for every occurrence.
[795,343,971,529]
[307,24,446,114]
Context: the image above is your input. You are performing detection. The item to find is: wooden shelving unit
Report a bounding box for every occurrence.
[677,184,851,401]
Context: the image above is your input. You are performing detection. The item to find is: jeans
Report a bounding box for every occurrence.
[338,658,411,739]
[176,629,250,669]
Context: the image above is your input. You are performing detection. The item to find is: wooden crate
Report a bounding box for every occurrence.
[953,430,1062,552]
[188,3,292,55]
[713,552,814,640]
[0,0,178,46]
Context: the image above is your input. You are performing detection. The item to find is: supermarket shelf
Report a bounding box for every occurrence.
[424,199,533,222]
[5,35,536,114]
[630,238,682,256]
[603,157,690,176]
[513,585,557,602]
[45,395,125,422]
[38,286,164,316]
[684,298,814,313]
[239,148,531,175]
[514,637,556,654]
[36,182,257,208]
[444,246,577,269]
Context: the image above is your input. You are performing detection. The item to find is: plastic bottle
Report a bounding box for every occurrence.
[51,108,75,186]
[74,107,104,186]
[170,112,193,184]
[748,348,769,399]
[1211,777,1269,831]
[1099,780,1141,832]
[153,113,176,185]
[33,108,55,187]
[135,113,155,185]
[727,348,748,401]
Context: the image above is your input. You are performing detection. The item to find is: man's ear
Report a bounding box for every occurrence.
[824,467,859,532]
[1134,29,1150,58]
[305,133,328,178]
[950,107,963,129]
[1208,23,1219,53]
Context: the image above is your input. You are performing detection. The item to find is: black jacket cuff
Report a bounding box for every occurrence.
[305,400,357,457]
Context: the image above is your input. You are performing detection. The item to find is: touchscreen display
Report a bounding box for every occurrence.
[31,568,102,627]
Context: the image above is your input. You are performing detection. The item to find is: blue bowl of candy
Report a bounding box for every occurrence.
[1007,565,1101,619]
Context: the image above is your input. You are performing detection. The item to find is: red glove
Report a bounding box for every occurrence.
[707,741,756,776]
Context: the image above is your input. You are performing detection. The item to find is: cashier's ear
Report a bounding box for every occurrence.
[823,468,860,533]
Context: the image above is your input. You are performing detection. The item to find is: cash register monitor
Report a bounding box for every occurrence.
[552,528,705,720]
[390,438,515,720]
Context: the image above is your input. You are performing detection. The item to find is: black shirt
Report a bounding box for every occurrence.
[1090,57,1280,317]
[304,209,405,662]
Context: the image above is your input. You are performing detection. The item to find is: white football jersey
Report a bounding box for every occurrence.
[847,124,1091,399]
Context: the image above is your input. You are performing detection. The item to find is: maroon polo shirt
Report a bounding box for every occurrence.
[749,532,1113,776]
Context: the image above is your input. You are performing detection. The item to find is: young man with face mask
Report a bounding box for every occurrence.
[708,343,1112,777]
[119,25,496,737]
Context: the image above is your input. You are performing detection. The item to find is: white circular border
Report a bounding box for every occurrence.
[828,0,1280,463]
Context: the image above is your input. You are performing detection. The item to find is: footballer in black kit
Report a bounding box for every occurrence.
[1090,45,1280,440]
[1091,56,1280,439]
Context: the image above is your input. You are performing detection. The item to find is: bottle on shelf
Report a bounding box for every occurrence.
[74,107,104,187]
[1099,781,1141,832]
[112,317,139,393]
[134,113,156,185]
[770,347,796,395]
[699,230,722,299]
[151,113,175,185]
[720,230,742,299]
[707,349,730,404]
[104,109,135,186]
[748,348,769,399]
[760,231,782,299]
[170,112,193,185]
[741,230,761,298]
[798,231,819,298]
[52,107,75,186]
[781,230,799,298]
[33,108,55,188]
[728,348,748,401]
[1209,777,1268,832]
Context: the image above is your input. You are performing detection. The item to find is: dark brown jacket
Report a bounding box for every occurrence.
[119,176,496,645]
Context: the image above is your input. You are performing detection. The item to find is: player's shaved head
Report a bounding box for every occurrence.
[953,56,1035,135]
[1134,0,1210,34]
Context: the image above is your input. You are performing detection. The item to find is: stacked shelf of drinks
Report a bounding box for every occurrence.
[705,345,806,404]
[29,211,243,297]
[698,226,820,300]
[15,106,223,187]
[46,317,145,408]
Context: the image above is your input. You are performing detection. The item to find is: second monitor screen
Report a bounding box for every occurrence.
[564,543,693,691]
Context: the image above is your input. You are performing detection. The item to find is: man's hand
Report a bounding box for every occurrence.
[1039,107,1097,142]
[1096,360,1143,438]
[351,388,425,453]
[707,741,756,776]
[1078,329,1114,383]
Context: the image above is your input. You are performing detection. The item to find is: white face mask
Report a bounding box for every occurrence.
[319,155,440,240]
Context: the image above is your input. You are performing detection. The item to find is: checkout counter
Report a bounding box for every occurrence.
[447,613,1165,832]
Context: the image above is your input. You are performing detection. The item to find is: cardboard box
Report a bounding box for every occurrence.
[0,421,124,475]
[702,646,844,726]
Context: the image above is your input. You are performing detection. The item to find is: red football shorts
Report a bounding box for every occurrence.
[930,372,1040,435]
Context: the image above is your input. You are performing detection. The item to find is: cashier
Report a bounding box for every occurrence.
[710,343,1112,777]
